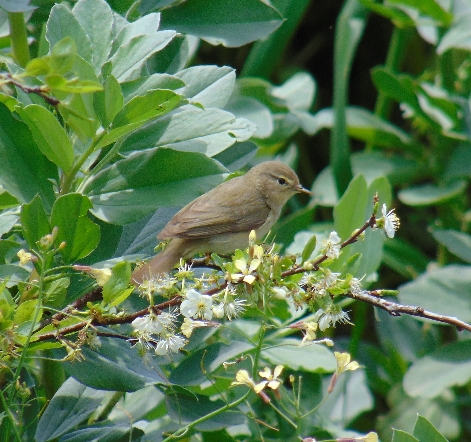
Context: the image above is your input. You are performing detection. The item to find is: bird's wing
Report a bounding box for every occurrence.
[158,178,270,239]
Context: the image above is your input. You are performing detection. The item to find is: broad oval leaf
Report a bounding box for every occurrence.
[262,339,336,372]
[50,193,100,263]
[399,264,471,323]
[403,340,471,399]
[82,148,228,225]
[431,229,471,264]
[119,106,256,157]
[19,104,74,172]
[0,104,57,210]
[36,378,106,442]
[398,180,467,206]
[160,0,284,47]
[63,336,167,391]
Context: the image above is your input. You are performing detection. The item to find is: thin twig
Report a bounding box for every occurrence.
[1,73,60,106]
[345,290,471,332]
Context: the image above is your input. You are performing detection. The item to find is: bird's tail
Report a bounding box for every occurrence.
[131,244,182,286]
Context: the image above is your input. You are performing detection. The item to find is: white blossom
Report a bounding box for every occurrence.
[213,298,247,320]
[322,231,341,259]
[379,204,400,238]
[314,308,352,331]
[132,314,164,334]
[181,317,210,338]
[154,334,187,355]
[180,289,213,320]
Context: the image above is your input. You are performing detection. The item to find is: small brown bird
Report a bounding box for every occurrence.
[131,161,311,285]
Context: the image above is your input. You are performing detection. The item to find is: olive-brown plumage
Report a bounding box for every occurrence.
[131,161,310,285]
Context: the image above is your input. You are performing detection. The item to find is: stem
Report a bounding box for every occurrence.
[162,391,250,442]
[0,388,22,442]
[8,12,30,68]
[7,257,46,404]
[61,139,99,194]
[268,401,297,429]
[252,324,266,379]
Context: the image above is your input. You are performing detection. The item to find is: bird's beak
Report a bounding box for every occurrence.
[296,184,312,195]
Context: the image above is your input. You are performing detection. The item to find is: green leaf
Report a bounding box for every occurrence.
[399,264,471,323]
[63,337,167,391]
[403,340,471,400]
[56,56,101,140]
[46,3,92,64]
[332,175,385,277]
[94,75,123,128]
[118,106,256,157]
[175,65,235,108]
[13,299,39,327]
[301,234,317,263]
[0,213,18,237]
[382,237,429,278]
[438,12,471,54]
[146,34,199,74]
[392,430,419,442]
[166,390,245,431]
[50,193,100,263]
[20,195,51,249]
[35,377,106,442]
[262,339,336,372]
[226,96,273,138]
[0,104,56,210]
[121,73,185,102]
[213,140,258,172]
[431,229,471,264]
[413,415,449,442]
[169,341,253,386]
[102,261,132,306]
[398,180,467,206]
[82,148,228,225]
[111,89,182,128]
[110,27,176,81]
[160,0,284,47]
[43,277,70,308]
[0,0,35,13]
[444,144,471,181]
[320,369,373,424]
[50,36,76,74]
[72,0,114,73]
[371,67,434,126]
[307,106,422,152]
[388,0,452,24]
[18,104,74,172]
[0,265,30,287]
[24,57,51,76]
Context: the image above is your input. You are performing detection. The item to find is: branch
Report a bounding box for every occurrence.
[1,73,60,106]
[33,295,183,342]
[346,290,471,333]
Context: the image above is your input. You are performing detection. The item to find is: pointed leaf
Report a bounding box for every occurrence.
[20,195,50,249]
[82,148,227,225]
[160,0,283,47]
[50,193,100,263]
[72,0,114,73]
[46,3,92,63]
[35,377,106,442]
[0,104,56,210]
[18,104,74,172]
[119,106,256,157]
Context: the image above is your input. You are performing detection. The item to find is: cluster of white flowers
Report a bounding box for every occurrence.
[131,205,400,354]
[131,309,186,356]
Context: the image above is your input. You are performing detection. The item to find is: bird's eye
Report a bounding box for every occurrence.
[277,178,287,185]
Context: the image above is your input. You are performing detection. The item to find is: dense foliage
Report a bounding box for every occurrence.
[0,0,470,441]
